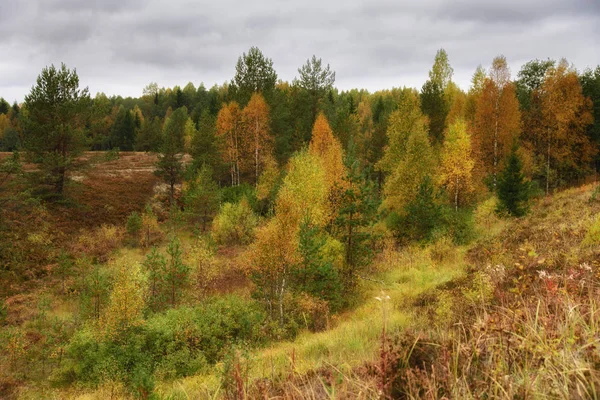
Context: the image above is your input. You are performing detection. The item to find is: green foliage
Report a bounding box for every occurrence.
[420,79,449,144]
[334,161,379,279]
[164,236,189,307]
[23,63,91,195]
[292,219,343,311]
[59,296,265,393]
[441,206,476,245]
[0,151,22,207]
[580,66,600,170]
[212,199,258,246]
[110,107,136,151]
[189,110,223,176]
[496,144,531,217]
[155,107,187,204]
[143,247,167,312]
[421,49,453,143]
[515,59,555,110]
[135,116,162,152]
[183,164,220,231]
[0,300,6,325]
[78,261,112,321]
[390,176,442,242]
[126,212,142,236]
[296,55,336,124]
[0,97,9,114]
[231,46,277,105]
[220,183,258,210]
[103,147,120,161]
[583,214,600,247]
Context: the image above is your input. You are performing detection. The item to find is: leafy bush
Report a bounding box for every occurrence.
[212,199,258,245]
[58,295,266,394]
[582,214,600,247]
[140,206,163,247]
[72,225,124,262]
[220,184,258,211]
[292,221,344,312]
[104,147,120,161]
[126,211,142,236]
[388,176,443,242]
[441,207,476,245]
[429,235,457,264]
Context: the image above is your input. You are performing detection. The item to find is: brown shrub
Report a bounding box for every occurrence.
[72,224,124,262]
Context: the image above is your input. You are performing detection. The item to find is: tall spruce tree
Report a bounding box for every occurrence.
[496,145,531,217]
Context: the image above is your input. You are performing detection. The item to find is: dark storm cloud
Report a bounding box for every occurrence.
[0,0,599,102]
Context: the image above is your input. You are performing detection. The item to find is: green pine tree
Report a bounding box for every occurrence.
[496,145,531,217]
[164,236,189,307]
[155,107,187,205]
[400,175,442,241]
[23,63,90,195]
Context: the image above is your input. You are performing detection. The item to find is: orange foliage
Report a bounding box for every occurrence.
[539,59,595,193]
[473,79,521,187]
[308,113,347,222]
[242,93,272,184]
[216,102,243,186]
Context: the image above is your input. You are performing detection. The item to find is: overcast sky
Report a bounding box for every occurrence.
[1,0,599,103]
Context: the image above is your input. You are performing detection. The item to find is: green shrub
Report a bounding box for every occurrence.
[442,207,476,245]
[126,212,142,236]
[104,147,120,161]
[220,184,258,211]
[292,220,344,312]
[583,214,600,247]
[388,176,443,242]
[59,295,266,393]
[212,199,258,245]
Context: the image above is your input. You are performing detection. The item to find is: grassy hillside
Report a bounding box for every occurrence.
[2,153,600,399]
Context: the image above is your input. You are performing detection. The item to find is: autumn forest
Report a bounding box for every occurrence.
[1,47,600,399]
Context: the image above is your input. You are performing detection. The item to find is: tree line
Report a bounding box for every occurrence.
[2,47,600,396]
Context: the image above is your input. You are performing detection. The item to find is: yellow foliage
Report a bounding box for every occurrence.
[0,114,9,139]
[184,117,196,153]
[256,154,279,201]
[100,261,147,340]
[440,119,475,209]
[383,126,435,214]
[187,238,219,297]
[377,90,427,174]
[140,209,162,247]
[309,113,345,191]
[276,150,328,227]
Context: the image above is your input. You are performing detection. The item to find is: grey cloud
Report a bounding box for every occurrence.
[0,0,599,103]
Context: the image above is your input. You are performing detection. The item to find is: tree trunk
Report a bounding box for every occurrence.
[546,128,551,196]
[493,95,499,189]
[278,275,286,326]
[455,175,459,212]
[346,211,354,267]
[170,181,175,206]
[55,166,65,194]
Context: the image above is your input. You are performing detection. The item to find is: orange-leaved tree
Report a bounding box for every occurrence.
[242,93,272,185]
[473,56,521,189]
[539,59,595,194]
[216,102,243,186]
[309,113,346,223]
